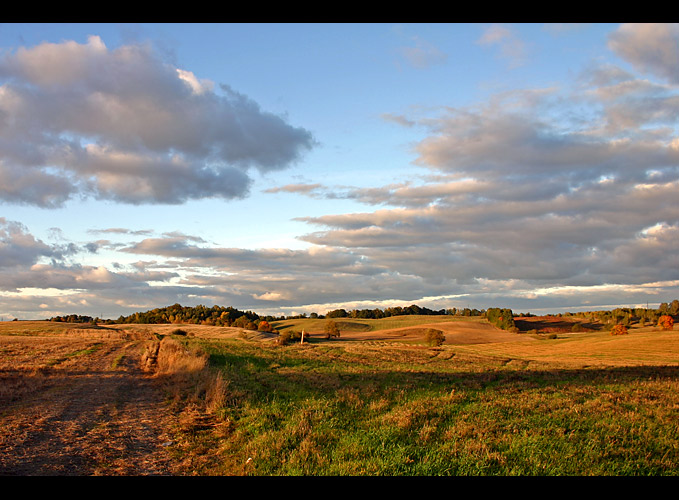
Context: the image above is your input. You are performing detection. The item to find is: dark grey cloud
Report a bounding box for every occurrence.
[0,35,314,207]
[0,218,55,267]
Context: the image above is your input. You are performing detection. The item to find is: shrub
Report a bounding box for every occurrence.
[424,328,446,347]
[611,324,628,336]
[277,330,304,345]
[658,315,674,331]
[324,320,340,339]
[171,328,188,336]
[571,323,584,332]
[486,308,517,331]
[258,320,273,332]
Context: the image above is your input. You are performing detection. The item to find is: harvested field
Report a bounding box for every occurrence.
[0,324,180,475]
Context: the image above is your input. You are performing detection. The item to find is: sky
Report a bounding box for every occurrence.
[0,23,678,320]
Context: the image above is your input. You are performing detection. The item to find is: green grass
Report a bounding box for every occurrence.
[174,331,679,476]
[46,343,103,366]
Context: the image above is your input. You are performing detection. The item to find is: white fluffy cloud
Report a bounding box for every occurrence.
[0,35,314,206]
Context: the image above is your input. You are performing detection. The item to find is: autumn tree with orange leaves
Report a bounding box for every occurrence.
[610,324,628,336]
[658,315,674,331]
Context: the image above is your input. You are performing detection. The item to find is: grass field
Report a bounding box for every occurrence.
[271,314,476,333]
[168,318,679,475]
[1,316,677,476]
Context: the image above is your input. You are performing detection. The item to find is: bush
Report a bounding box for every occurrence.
[277,330,306,345]
[571,323,584,332]
[324,320,340,339]
[486,308,517,331]
[424,328,446,347]
[611,324,628,336]
[171,328,188,336]
[258,320,273,332]
[658,315,674,331]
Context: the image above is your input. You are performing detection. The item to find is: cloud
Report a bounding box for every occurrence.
[477,24,527,68]
[292,51,679,302]
[411,88,679,185]
[399,36,448,69]
[380,113,416,127]
[0,35,315,207]
[3,25,679,320]
[0,218,55,267]
[608,23,679,84]
[265,183,325,195]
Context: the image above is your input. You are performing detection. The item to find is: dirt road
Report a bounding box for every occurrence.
[0,333,180,476]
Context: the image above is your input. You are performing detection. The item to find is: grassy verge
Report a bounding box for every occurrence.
[167,332,679,476]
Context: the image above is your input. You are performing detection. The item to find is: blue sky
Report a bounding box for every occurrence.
[1,23,678,320]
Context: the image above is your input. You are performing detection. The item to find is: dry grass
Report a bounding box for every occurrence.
[450,328,679,367]
[143,337,231,422]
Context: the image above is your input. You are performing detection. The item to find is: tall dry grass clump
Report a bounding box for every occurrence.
[155,337,208,377]
[142,337,229,416]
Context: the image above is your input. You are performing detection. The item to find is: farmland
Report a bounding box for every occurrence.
[0,313,678,475]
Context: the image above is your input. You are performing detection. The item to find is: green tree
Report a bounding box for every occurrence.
[424,328,445,347]
[324,320,340,339]
[670,300,679,315]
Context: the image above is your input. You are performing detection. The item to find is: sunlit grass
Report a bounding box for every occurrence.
[271,315,475,334]
[171,329,679,476]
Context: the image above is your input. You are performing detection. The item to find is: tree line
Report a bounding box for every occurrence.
[50,303,264,328]
[47,299,678,332]
[323,305,484,319]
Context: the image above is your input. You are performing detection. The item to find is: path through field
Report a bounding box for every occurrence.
[0,333,180,476]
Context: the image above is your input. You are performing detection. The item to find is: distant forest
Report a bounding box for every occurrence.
[48,303,462,326]
[47,299,679,331]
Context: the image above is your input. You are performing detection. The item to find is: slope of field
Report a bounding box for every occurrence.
[454,328,679,367]
[271,315,527,344]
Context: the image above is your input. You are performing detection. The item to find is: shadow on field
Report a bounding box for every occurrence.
[207,346,679,402]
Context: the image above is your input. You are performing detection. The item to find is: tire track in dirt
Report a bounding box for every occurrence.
[0,337,180,476]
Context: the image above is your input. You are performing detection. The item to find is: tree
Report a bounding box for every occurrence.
[611,324,628,336]
[670,300,679,315]
[486,307,516,331]
[324,320,340,339]
[658,315,674,331]
[258,320,273,332]
[424,328,446,347]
